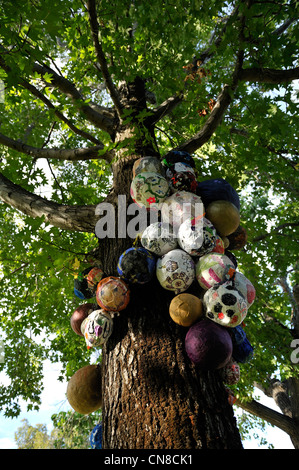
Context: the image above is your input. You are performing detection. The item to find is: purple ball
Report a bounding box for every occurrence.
[185,319,232,370]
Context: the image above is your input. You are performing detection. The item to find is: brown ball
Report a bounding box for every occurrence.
[227,225,248,250]
[169,293,203,327]
[70,303,94,336]
[206,200,240,237]
[66,364,102,415]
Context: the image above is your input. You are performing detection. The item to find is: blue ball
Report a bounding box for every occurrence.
[90,423,102,449]
[117,247,156,284]
[196,178,240,210]
[232,335,254,364]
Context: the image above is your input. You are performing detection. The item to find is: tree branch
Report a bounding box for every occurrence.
[0,132,114,162]
[239,67,299,84]
[148,92,184,125]
[252,222,299,242]
[0,172,99,232]
[86,0,124,118]
[236,398,297,438]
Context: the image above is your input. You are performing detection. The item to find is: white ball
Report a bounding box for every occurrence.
[156,249,195,294]
[233,272,256,307]
[81,309,113,348]
[178,217,217,257]
[203,280,248,327]
[141,222,178,255]
[161,191,204,229]
[130,171,169,210]
[196,252,235,290]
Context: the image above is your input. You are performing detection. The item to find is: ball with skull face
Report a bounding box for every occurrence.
[203,279,248,327]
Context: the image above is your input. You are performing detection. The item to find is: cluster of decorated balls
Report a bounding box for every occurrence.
[67,151,255,425]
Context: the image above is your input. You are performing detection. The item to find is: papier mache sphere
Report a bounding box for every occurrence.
[196,252,236,290]
[141,221,178,256]
[70,303,95,336]
[66,364,102,415]
[156,249,195,294]
[196,178,240,210]
[205,200,240,237]
[96,276,130,312]
[161,191,204,230]
[74,266,104,299]
[130,171,169,210]
[221,359,240,385]
[132,156,165,178]
[162,150,196,170]
[117,247,156,284]
[212,235,225,254]
[203,279,248,327]
[81,309,113,349]
[231,326,254,363]
[90,423,103,449]
[168,170,197,194]
[178,217,217,257]
[233,271,256,307]
[169,293,203,327]
[185,319,232,370]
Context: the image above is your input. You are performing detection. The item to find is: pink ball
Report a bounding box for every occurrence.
[185,319,232,370]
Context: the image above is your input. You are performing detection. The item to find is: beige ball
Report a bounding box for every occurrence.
[206,200,240,236]
[66,364,102,415]
[169,293,203,327]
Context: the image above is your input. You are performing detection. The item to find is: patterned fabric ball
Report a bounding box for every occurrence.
[165,161,196,180]
[203,279,248,327]
[117,247,156,284]
[227,225,248,250]
[233,272,255,307]
[70,303,95,336]
[90,423,102,449]
[211,235,225,254]
[195,252,236,290]
[156,249,195,294]
[221,359,240,385]
[169,293,203,327]
[161,191,204,229]
[96,276,130,312]
[74,266,104,299]
[87,267,104,292]
[132,156,164,178]
[168,171,197,194]
[130,171,169,210]
[185,319,232,370]
[196,178,240,210]
[162,150,195,169]
[141,222,178,256]
[81,309,113,349]
[178,217,217,257]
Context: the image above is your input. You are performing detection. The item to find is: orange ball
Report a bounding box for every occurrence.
[96,276,130,312]
[169,293,203,327]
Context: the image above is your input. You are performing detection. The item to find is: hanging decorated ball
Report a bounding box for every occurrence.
[230,324,247,345]
[195,252,236,290]
[161,191,204,229]
[221,359,240,385]
[178,217,217,257]
[232,335,254,364]
[205,200,240,237]
[74,267,95,300]
[168,170,197,194]
[117,247,156,284]
[141,221,178,256]
[66,364,102,415]
[165,161,196,180]
[90,423,103,449]
[233,272,256,307]
[86,267,104,294]
[96,276,130,312]
[185,319,232,370]
[211,235,225,254]
[227,225,248,250]
[203,279,248,327]
[130,171,169,210]
[156,249,195,294]
[162,150,195,169]
[196,178,240,210]
[169,293,203,327]
[70,303,95,336]
[132,156,165,178]
[81,309,113,349]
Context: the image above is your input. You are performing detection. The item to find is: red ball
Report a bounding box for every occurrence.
[185,319,232,370]
[70,303,94,336]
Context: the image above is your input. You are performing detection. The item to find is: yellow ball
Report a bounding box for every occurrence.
[206,200,240,236]
[169,293,203,327]
[66,364,102,415]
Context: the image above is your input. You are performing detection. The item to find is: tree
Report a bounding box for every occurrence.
[14,418,54,449]
[0,0,298,449]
